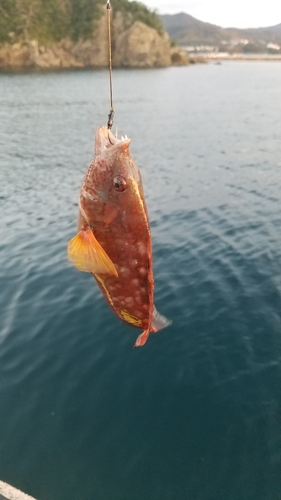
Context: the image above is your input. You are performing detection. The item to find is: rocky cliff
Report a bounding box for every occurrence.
[0,8,187,70]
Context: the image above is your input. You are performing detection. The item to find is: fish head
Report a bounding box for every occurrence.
[80,126,148,228]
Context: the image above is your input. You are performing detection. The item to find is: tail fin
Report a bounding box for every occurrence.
[134,307,172,347]
[151,306,172,332]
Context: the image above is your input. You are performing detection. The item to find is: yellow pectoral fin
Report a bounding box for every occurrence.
[67,229,118,277]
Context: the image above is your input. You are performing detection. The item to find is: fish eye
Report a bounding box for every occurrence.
[113,175,127,192]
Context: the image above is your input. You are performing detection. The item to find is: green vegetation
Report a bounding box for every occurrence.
[0,0,163,44]
[169,38,178,48]
[113,0,163,34]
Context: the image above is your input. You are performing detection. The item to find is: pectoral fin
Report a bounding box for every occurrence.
[67,229,118,276]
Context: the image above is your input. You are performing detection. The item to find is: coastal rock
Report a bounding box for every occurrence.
[0,42,31,67]
[0,10,181,69]
[72,11,108,67]
[35,40,83,68]
[170,46,189,65]
[113,21,171,68]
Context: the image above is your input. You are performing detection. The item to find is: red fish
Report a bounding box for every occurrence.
[68,126,171,346]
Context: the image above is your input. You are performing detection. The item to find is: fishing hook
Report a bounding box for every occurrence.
[106,0,114,144]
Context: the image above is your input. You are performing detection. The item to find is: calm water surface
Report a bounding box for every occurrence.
[1,62,281,500]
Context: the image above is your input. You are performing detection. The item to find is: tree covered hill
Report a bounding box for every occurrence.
[0,0,163,44]
[160,12,281,51]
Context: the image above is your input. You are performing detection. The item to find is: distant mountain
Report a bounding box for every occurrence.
[160,12,281,52]
[161,13,226,45]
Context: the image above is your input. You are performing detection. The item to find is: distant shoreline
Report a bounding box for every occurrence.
[197,53,281,62]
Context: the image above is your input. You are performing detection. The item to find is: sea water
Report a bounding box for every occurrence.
[0,62,281,500]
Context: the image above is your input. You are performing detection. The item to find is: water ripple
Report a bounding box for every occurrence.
[1,63,281,500]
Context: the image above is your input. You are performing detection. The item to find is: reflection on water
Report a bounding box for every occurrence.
[0,62,281,500]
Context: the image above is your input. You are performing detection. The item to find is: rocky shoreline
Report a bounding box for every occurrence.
[0,11,189,71]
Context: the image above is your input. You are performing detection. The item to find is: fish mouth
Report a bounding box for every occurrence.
[95,125,131,156]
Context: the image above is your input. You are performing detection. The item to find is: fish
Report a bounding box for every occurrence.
[67,125,171,347]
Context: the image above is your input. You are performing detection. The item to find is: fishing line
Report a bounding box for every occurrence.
[106,0,114,136]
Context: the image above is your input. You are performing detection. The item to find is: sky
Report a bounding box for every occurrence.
[143,0,281,29]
